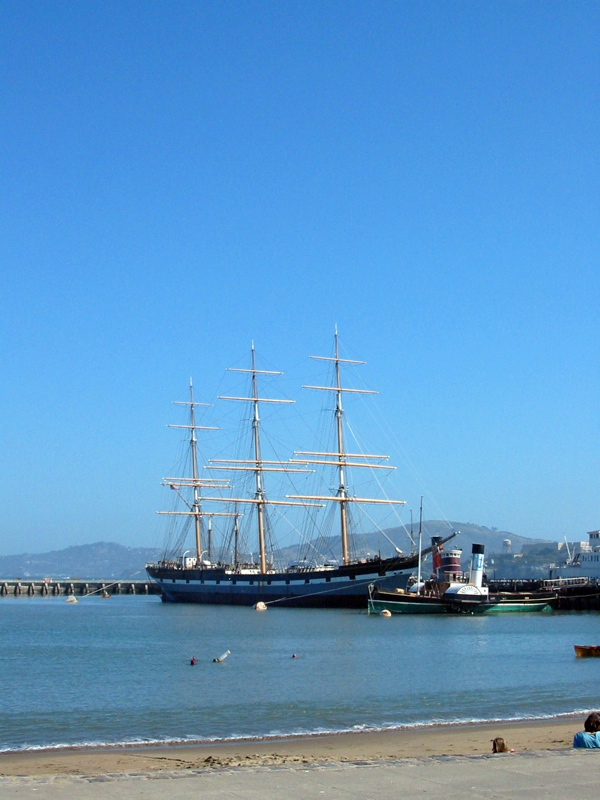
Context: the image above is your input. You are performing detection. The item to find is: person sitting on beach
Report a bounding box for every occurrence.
[573,713,600,748]
[491,737,508,753]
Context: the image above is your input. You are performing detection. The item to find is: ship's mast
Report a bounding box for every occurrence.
[333,330,350,563]
[209,344,319,574]
[291,329,405,566]
[158,380,234,564]
[416,497,423,592]
[250,344,267,573]
[188,381,202,559]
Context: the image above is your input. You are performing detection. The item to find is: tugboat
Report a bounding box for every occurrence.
[444,544,556,613]
[369,542,556,614]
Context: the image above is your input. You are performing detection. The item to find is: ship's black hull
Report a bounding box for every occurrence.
[146,553,420,608]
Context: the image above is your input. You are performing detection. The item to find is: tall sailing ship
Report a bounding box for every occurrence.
[146,332,455,608]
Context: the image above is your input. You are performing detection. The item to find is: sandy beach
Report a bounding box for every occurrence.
[0,715,582,778]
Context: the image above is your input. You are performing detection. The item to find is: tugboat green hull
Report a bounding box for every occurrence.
[368,596,447,614]
[446,595,554,614]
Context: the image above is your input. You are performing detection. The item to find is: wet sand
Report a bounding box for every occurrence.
[0,716,581,777]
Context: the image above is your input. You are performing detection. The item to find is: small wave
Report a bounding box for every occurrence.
[0,709,591,756]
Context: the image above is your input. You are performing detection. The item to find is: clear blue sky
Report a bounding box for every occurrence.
[1,0,598,555]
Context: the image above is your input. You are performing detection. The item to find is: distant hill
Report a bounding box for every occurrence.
[0,523,550,579]
[0,542,162,580]
[386,521,549,563]
[263,521,546,568]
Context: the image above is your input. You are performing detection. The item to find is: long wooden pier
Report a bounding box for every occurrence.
[0,579,160,597]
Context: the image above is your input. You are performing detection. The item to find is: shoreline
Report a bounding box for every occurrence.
[0,715,582,777]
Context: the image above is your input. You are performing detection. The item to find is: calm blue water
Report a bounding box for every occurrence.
[1,595,600,752]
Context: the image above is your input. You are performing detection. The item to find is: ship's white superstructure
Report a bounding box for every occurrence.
[549,530,600,580]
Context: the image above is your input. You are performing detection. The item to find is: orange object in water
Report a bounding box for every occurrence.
[574,645,600,658]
